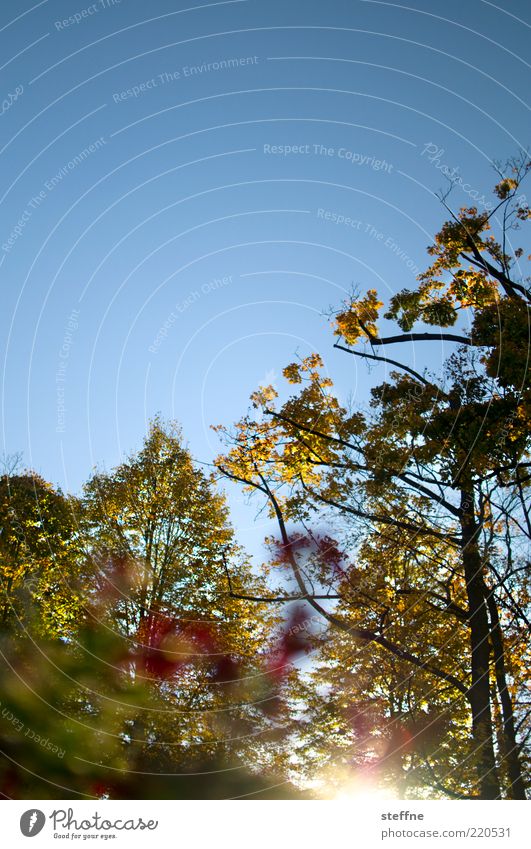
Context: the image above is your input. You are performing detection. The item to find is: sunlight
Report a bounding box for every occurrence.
[333,781,398,802]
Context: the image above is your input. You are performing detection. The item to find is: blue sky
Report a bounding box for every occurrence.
[1,0,530,555]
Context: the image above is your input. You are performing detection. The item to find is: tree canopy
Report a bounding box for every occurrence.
[1,159,530,800]
[216,158,531,799]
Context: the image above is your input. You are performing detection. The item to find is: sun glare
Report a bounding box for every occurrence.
[333,782,398,802]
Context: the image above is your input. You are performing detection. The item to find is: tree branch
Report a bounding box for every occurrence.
[367,331,472,347]
[301,479,462,545]
[264,409,363,454]
[218,465,468,697]
[228,591,342,603]
[333,342,435,387]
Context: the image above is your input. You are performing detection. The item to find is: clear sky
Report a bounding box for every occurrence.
[1,0,530,555]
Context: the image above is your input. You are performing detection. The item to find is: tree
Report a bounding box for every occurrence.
[80,417,281,784]
[329,154,531,798]
[216,158,531,799]
[0,421,305,799]
[0,470,83,637]
[346,153,531,408]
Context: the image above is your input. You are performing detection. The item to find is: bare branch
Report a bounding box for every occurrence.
[333,342,436,387]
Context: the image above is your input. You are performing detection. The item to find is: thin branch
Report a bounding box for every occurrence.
[266,409,462,516]
[396,473,462,518]
[396,588,469,623]
[220,548,341,602]
[219,464,468,697]
[473,461,531,484]
[422,755,475,799]
[333,342,435,387]
[228,592,342,603]
[301,479,462,545]
[264,409,362,454]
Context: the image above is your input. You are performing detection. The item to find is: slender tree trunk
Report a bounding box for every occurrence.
[1,573,17,624]
[486,589,527,799]
[139,524,155,622]
[460,488,501,799]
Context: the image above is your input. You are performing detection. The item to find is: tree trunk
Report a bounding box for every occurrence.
[460,488,501,799]
[486,589,527,799]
